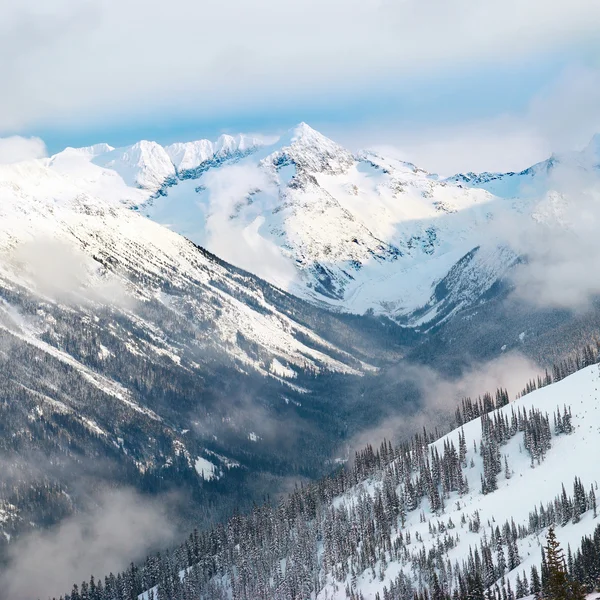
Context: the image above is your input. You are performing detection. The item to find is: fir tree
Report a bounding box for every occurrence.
[544,526,585,600]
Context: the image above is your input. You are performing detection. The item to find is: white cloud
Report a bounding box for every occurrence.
[6,237,135,309]
[506,163,600,311]
[1,0,599,132]
[0,135,47,164]
[0,489,176,600]
[371,122,548,176]
[347,352,540,451]
[202,165,298,288]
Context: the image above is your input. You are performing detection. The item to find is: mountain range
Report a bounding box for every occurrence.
[43,124,599,323]
[2,123,600,598]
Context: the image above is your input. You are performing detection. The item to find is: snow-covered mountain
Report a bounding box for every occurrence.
[45,124,600,327]
[5,126,600,599]
[85,134,265,192]
[0,158,368,381]
[0,152,410,543]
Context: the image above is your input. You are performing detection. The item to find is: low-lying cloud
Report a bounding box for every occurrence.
[202,164,298,288]
[6,237,135,309]
[360,65,600,175]
[496,156,600,311]
[0,488,176,600]
[347,352,540,452]
[0,135,47,164]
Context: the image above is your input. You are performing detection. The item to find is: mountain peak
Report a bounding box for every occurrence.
[286,122,332,146]
[93,140,175,190]
[214,133,262,156]
[267,123,353,175]
[291,121,319,137]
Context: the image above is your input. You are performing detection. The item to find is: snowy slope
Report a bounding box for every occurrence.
[0,156,390,531]
[0,158,368,380]
[125,360,600,600]
[325,364,600,600]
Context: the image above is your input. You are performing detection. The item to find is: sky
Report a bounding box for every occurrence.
[2,0,600,173]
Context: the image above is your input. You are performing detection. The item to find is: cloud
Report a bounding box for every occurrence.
[371,122,548,176]
[347,353,540,452]
[5,237,135,308]
[0,488,176,600]
[202,164,298,288]
[0,135,47,164]
[0,0,599,133]
[526,66,600,153]
[506,162,600,310]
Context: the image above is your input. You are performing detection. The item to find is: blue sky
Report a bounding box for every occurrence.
[31,52,568,152]
[2,0,600,173]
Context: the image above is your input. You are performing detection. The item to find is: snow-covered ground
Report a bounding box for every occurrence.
[324,364,600,599]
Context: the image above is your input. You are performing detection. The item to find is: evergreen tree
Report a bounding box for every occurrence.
[544,527,585,600]
[530,565,541,598]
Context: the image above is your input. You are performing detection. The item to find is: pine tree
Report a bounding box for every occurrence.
[530,564,541,598]
[544,526,585,600]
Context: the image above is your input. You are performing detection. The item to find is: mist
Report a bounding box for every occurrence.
[202,164,298,289]
[347,352,540,453]
[0,488,176,600]
[0,135,47,165]
[502,156,600,311]
[4,236,135,309]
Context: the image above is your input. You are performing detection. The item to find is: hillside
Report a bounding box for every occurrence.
[51,360,600,600]
[3,126,600,600]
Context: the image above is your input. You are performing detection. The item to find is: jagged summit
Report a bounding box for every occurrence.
[280,121,332,146]
[50,123,351,192]
[92,140,176,190]
[166,133,264,172]
[261,122,354,175]
[50,133,267,192]
[165,139,214,171]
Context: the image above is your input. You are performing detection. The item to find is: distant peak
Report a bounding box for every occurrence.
[130,140,163,152]
[214,133,259,155]
[288,122,327,143]
[264,123,353,175]
[293,121,316,135]
[84,142,115,156]
[274,122,340,153]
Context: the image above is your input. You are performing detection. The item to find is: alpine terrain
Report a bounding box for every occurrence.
[46,125,600,328]
[1,125,600,600]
